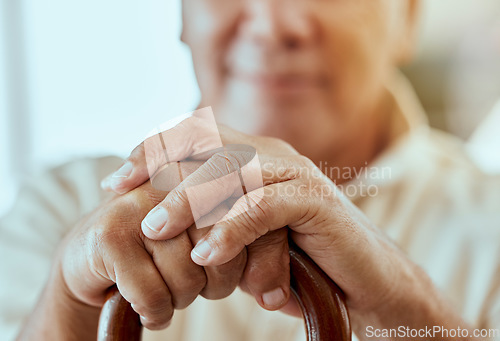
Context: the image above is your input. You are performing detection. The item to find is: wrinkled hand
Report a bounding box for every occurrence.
[57,169,247,330]
[102,116,301,312]
[102,115,406,317]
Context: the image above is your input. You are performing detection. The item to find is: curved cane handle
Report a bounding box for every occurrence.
[288,239,351,341]
[98,239,351,341]
[98,287,142,340]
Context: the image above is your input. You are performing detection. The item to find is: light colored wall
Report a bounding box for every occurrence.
[403,0,500,137]
[0,0,200,215]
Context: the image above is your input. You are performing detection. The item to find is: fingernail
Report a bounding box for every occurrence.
[143,207,168,232]
[262,288,286,308]
[112,162,133,179]
[192,241,212,260]
[100,176,111,189]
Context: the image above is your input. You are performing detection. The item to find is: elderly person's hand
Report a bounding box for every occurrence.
[104,117,472,339]
[18,165,250,340]
[102,117,300,314]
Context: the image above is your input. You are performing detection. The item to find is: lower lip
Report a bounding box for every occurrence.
[233,75,325,97]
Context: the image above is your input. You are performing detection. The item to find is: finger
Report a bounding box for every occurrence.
[190,180,311,266]
[141,153,307,240]
[102,110,223,194]
[241,229,291,311]
[112,242,174,330]
[187,224,247,300]
[142,230,207,310]
[279,294,302,318]
[101,145,151,194]
[141,146,263,240]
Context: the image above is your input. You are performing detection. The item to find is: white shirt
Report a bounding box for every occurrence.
[1,73,499,340]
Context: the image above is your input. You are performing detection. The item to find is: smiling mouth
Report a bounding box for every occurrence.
[231,71,328,96]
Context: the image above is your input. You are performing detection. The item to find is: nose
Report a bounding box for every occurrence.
[242,0,316,50]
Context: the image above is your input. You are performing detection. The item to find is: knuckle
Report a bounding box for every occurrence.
[128,143,146,164]
[85,217,141,281]
[137,290,173,319]
[116,191,151,213]
[248,192,274,223]
[85,235,108,279]
[267,160,298,182]
[93,221,122,248]
[304,176,336,202]
[235,205,271,243]
[121,184,166,210]
[142,189,168,208]
[265,137,297,154]
[294,155,316,172]
[245,261,285,290]
[201,252,246,299]
[202,160,226,182]
[179,270,207,294]
[169,269,206,308]
[166,188,190,211]
[246,205,266,227]
[265,156,315,182]
[202,157,242,197]
[210,152,241,174]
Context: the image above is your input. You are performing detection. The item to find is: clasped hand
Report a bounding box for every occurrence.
[55,114,416,335]
[95,116,407,329]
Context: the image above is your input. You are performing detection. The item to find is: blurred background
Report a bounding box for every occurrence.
[1,0,500,215]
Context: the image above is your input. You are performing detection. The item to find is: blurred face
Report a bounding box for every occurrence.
[182,0,416,161]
